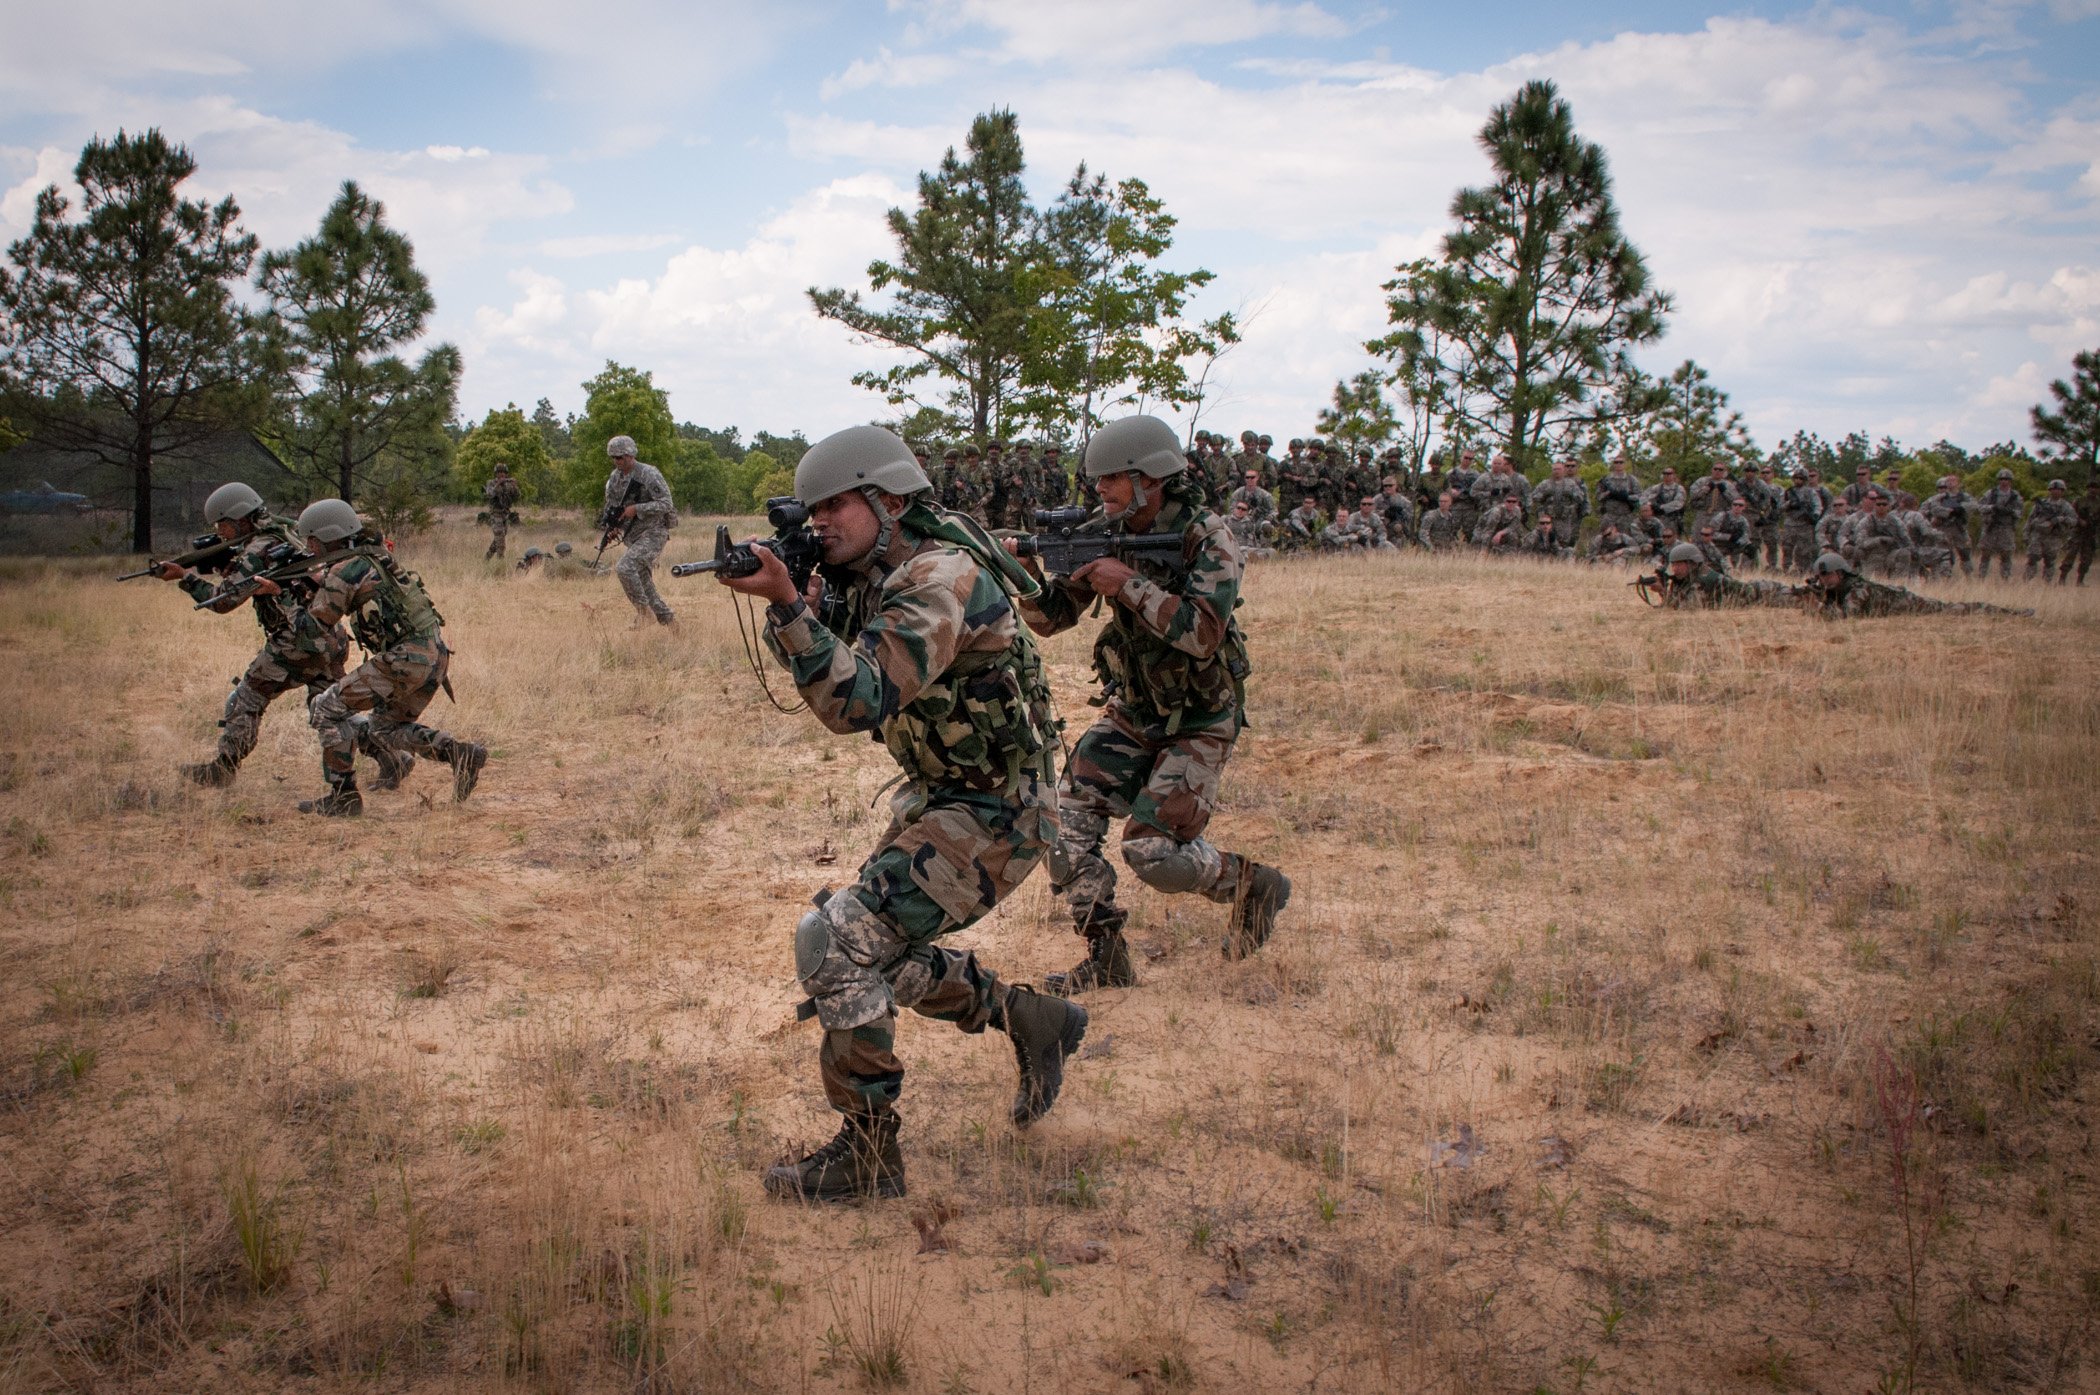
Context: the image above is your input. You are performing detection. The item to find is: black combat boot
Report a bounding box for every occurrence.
[298,776,363,818]
[1044,906,1135,996]
[367,749,415,791]
[1225,863,1292,960]
[180,756,238,788]
[448,741,488,801]
[761,1112,905,1202]
[1001,986,1087,1127]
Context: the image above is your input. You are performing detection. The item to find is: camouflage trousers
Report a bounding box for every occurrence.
[217,637,347,767]
[1051,704,1248,932]
[1977,526,2017,578]
[310,638,456,778]
[485,516,510,559]
[2062,534,2095,584]
[800,776,1056,1118]
[1933,525,1973,575]
[1779,524,1819,573]
[2024,538,2064,582]
[616,526,675,623]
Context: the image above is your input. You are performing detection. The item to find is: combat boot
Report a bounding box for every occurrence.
[761,1112,905,1202]
[298,777,362,818]
[181,756,238,788]
[367,749,414,791]
[1002,986,1087,1127]
[1044,907,1135,996]
[448,741,488,801]
[1225,863,1292,960]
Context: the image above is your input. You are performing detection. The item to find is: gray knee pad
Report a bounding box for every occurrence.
[1123,833,1222,895]
[794,896,894,1031]
[1049,807,1110,887]
[309,684,350,733]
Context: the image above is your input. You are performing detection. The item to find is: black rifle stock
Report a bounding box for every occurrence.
[117,533,234,581]
[592,474,645,567]
[1014,507,1187,578]
[192,542,320,610]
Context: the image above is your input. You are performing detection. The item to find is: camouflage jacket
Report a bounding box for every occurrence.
[180,515,343,660]
[1781,484,1826,526]
[603,462,677,536]
[1660,567,1800,609]
[763,520,1054,800]
[1641,481,1687,520]
[1815,511,1850,553]
[1594,472,1642,518]
[1228,484,1276,520]
[1418,508,1464,549]
[308,544,445,653]
[2025,498,2077,544]
[1920,491,1975,535]
[1533,477,1588,528]
[1469,470,1530,514]
[1811,575,1983,618]
[1686,478,1738,518]
[1472,507,1527,550]
[483,477,521,513]
[1977,485,2025,531]
[2073,494,2100,543]
[1283,503,1323,540]
[1741,478,1782,525]
[1020,488,1248,735]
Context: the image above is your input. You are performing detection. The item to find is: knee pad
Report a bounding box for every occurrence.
[794,897,893,1031]
[1123,832,1216,895]
[310,685,350,731]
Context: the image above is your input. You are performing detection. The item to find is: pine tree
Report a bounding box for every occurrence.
[0,129,258,552]
[2031,349,2099,486]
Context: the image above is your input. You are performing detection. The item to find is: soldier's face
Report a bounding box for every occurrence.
[1095,470,1143,518]
[612,454,636,474]
[1670,560,1692,578]
[809,489,886,565]
[214,519,241,542]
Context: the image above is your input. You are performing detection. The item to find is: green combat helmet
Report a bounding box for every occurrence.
[1669,542,1704,566]
[1082,415,1186,479]
[204,481,267,523]
[297,498,363,543]
[793,425,931,505]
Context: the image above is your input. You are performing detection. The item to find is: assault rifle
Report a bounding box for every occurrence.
[192,542,320,610]
[669,497,827,594]
[1630,566,1675,608]
[1013,507,1187,578]
[591,473,645,567]
[117,533,234,581]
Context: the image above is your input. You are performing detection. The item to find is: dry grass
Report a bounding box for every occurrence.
[0,515,2095,1392]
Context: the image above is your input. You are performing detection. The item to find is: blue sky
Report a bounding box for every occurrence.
[3,0,2097,452]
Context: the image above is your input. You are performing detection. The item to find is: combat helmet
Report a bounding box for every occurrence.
[1667,542,1703,566]
[1812,552,1854,577]
[203,481,267,524]
[1083,415,1187,480]
[793,425,930,506]
[553,541,573,556]
[606,435,638,459]
[297,498,363,544]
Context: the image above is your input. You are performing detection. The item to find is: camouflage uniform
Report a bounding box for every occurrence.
[1469,465,1531,520]
[1809,572,2029,619]
[1228,482,1276,522]
[1744,473,1784,567]
[1020,478,1271,962]
[2024,492,2078,581]
[2062,486,2099,585]
[1586,526,1646,565]
[1281,500,1323,550]
[1777,481,1824,572]
[1919,487,1977,575]
[1641,479,1687,534]
[1975,482,2025,578]
[1533,472,1588,546]
[1418,502,1465,551]
[605,459,678,623]
[1518,522,1568,558]
[762,509,1060,1123]
[1686,472,1738,522]
[305,542,479,799]
[1654,565,1802,609]
[1594,466,1642,529]
[1814,505,1851,559]
[482,472,521,559]
[1445,457,1483,537]
[180,516,354,778]
[1472,501,1527,552]
[1375,486,1417,544]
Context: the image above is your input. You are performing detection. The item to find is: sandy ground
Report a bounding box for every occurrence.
[0,522,2095,1393]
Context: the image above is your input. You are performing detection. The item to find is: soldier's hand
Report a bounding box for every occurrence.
[717,537,799,606]
[250,577,282,597]
[1071,556,1136,598]
[620,504,638,522]
[154,561,185,582]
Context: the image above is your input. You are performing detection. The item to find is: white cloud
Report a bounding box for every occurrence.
[895,0,1348,63]
[425,145,491,162]
[535,232,683,258]
[0,145,75,244]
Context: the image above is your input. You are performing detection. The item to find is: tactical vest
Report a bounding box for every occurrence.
[1089,493,1250,733]
[339,544,444,651]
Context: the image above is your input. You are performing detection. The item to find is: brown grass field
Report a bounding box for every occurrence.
[0,514,2095,1394]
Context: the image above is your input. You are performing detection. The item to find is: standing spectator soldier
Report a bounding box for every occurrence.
[1687,460,1738,523]
[1920,475,1978,576]
[1418,491,1464,551]
[1746,464,1784,568]
[1882,466,1919,511]
[1780,468,1825,572]
[1976,469,2025,579]
[1533,460,1589,547]
[2024,479,2078,582]
[1277,440,1312,511]
[1446,448,1484,538]
[1804,467,1836,516]
[1816,496,1853,560]
[294,499,487,817]
[1470,452,1532,519]
[1414,453,1448,517]
[1012,415,1290,993]
[1038,441,1070,509]
[1642,466,1687,535]
[1841,463,1876,509]
[1257,435,1279,487]
[604,435,678,626]
[482,464,521,559]
[961,444,992,526]
[1595,454,1641,530]
[712,425,1087,1201]
[1228,469,1276,524]
[2062,479,2099,585]
[1898,501,1953,578]
[911,443,936,497]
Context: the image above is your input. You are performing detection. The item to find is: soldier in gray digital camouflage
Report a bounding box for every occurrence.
[712,425,1087,1203]
[1920,475,1978,576]
[1778,468,1825,571]
[1419,490,1464,551]
[482,464,521,559]
[1012,414,1290,997]
[1532,460,1588,547]
[1976,468,2025,579]
[1594,455,1641,529]
[2024,479,2077,582]
[604,435,679,625]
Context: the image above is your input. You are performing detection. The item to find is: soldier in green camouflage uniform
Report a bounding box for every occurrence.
[2062,480,2099,585]
[158,482,377,789]
[482,465,521,559]
[1037,442,1071,510]
[1805,552,2031,618]
[2024,480,2077,582]
[293,500,486,816]
[1644,542,1801,609]
[715,426,1087,1202]
[1976,469,2024,579]
[1013,415,1290,995]
[1445,449,1483,538]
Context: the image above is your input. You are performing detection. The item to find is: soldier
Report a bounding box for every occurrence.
[1520,513,1568,558]
[1841,463,1876,509]
[961,445,992,527]
[1533,460,1589,547]
[294,499,486,817]
[1446,448,1484,538]
[1470,453,1531,518]
[1011,415,1289,995]
[1881,466,1919,511]
[2062,479,2100,586]
[1415,453,1448,517]
[1226,499,1275,558]
[999,446,1035,531]
[1375,475,1417,544]
[711,425,1086,1202]
[1779,468,1825,572]
[1632,501,1667,554]
[1686,460,1737,521]
[514,545,545,573]
[2024,479,2078,582]
[1228,468,1276,523]
[1594,454,1641,529]
[603,435,678,626]
[1805,552,2030,618]
[1816,496,1853,559]
[482,464,522,559]
[1036,442,1069,511]
[1711,496,1760,571]
[1277,439,1314,511]
[1349,497,1393,548]
[1692,521,1732,574]
[1473,495,1527,552]
[545,540,593,581]
[1975,469,2025,579]
[1642,466,1687,535]
[1419,491,1463,551]
[1898,503,1953,578]
[1848,488,1912,576]
[1646,542,1801,609]
[1746,464,1784,568]
[1803,467,1836,518]
[157,481,379,790]
[1318,511,1363,551]
[1256,434,1278,486]
[1586,520,1646,565]
[1282,497,1323,551]
[1920,475,1977,576]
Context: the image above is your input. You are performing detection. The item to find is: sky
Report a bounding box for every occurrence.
[3,0,2097,454]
